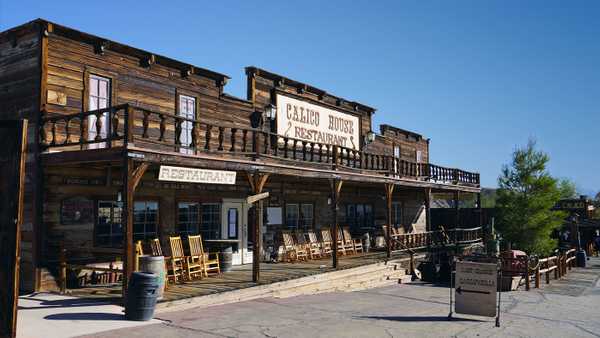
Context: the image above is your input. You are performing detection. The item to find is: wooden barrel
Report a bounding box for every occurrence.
[219,247,233,272]
[139,255,165,300]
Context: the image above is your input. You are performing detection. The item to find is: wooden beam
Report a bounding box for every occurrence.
[0,120,28,338]
[385,183,395,258]
[477,192,482,227]
[330,178,343,268]
[454,191,460,228]
[246,172,270,283]
[424,188,432,231]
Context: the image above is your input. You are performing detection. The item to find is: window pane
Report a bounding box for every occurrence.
[90,78,98,96]
[99,80,109,99]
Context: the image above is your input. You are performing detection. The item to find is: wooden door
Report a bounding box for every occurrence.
[0,120,27,338]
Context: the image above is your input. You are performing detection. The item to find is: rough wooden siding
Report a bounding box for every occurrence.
[0,24,42,292]
[249,70,374,145]
[44,33,254,141]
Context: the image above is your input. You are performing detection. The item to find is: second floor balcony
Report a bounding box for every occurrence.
[39,104,480,188]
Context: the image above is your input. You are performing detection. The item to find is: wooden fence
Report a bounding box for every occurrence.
[502,248,577,291]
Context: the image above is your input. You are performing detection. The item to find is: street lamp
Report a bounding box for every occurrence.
[569,213,587,267]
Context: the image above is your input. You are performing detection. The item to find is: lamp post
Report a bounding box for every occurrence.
[570,213,587,267]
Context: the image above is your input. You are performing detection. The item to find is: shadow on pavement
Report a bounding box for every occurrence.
[19,297,114,310]
[358,315,485,322]
[44,313,125,321]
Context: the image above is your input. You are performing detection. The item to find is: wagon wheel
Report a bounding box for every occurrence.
[528,255,540,271]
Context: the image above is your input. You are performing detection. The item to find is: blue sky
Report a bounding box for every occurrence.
[1,1,599,194]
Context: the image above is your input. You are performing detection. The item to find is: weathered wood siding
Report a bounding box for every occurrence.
[0,23,42,292]
[247,68,374,144]
[44,32,254,146]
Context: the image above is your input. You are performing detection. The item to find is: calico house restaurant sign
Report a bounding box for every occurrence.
[159,166,236,185]
[276,93,360,150]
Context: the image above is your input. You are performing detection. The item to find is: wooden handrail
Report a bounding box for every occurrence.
[40,105,481,186]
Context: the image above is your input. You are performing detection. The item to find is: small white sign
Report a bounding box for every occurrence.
[158,166,236,185]
[276,93,360,150]
[455,261,498,317]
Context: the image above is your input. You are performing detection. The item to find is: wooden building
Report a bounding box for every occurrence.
[0,19,481,293]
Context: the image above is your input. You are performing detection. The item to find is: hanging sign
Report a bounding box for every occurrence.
[455,261,498,317]
[276,93,360,150]
[158,166,236,185]
[246,192,269,205]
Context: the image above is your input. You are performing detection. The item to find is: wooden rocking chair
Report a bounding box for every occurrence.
[343,227,363,254]
[281,231,308,261]
[167,236,188,283]
[190,234,220,276]
[186,235,206,280]
[307,231,323,258]
[294,232,313,260]
[320,229,335,256]
[337,227,355,255]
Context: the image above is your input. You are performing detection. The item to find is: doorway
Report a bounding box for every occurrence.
[221,199,250,265]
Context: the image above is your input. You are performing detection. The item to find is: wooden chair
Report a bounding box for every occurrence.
[320,229,334,256]
[343,227,363,254]
[337,227,355,255]
[186,235,206,280]
[307,231,324,258]
[148,238,172,286]
[294,232,313,260]
[281,231,308,261]
[190,234,220,276]
[167,236,188,283]
[135,240,144,272]
[322,228,347,255]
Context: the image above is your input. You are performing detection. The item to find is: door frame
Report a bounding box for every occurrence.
[221,199,249,264]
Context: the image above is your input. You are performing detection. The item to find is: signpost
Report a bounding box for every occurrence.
[450,259,501,327]
[246,192,269,205]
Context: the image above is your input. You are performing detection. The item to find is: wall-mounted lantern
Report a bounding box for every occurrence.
[365,131,376,144]
[264,103,277,120]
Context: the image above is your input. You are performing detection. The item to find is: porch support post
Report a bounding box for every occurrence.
[476,192,483,227]
[454,191,460,228]
[424,188,432,231]
[385,183,395,258]
[330,178,343,268]
[122,160,149,298]
[247,172,270,283]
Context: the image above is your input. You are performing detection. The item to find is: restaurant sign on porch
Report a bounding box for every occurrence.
[158,166,236,185]
[276,93,360,150]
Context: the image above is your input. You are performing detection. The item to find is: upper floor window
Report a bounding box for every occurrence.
[178,95,196,154]
[88,75,111,148]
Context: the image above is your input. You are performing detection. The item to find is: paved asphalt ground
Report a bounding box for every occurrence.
[77,257,600,338]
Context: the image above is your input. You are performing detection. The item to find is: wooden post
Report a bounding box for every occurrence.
[525,257,530,291]
[424,188,432,231]
[409,252,415,275]
[454,191,460,228]
[545,261,550,284]
[59,243,67,294]
[247,172,270,283]
[330,178,343,268]
[122,160,149,298]
[385,183,395,258]
[476,192,483,227]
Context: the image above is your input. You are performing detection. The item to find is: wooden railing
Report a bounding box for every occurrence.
[39,105,480,186]
[386,226,483,251]
[56,243,123,294]
[500,248,578,291]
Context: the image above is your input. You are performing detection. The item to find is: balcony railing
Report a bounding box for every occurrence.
[40,105,480,186]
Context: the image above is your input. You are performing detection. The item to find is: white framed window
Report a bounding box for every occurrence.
[416,150,423,163]
[178,95,196,154]
[88,75,111,148]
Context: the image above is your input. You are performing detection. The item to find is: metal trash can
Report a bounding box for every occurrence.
[576,250,587,267]
[219,247,233,272]
[125,272,159,321]
[139,255,166,300]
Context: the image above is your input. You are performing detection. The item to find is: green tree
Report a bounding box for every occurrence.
[496,141,566,255]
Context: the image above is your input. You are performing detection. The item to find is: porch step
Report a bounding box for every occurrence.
[156,255,424,313]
